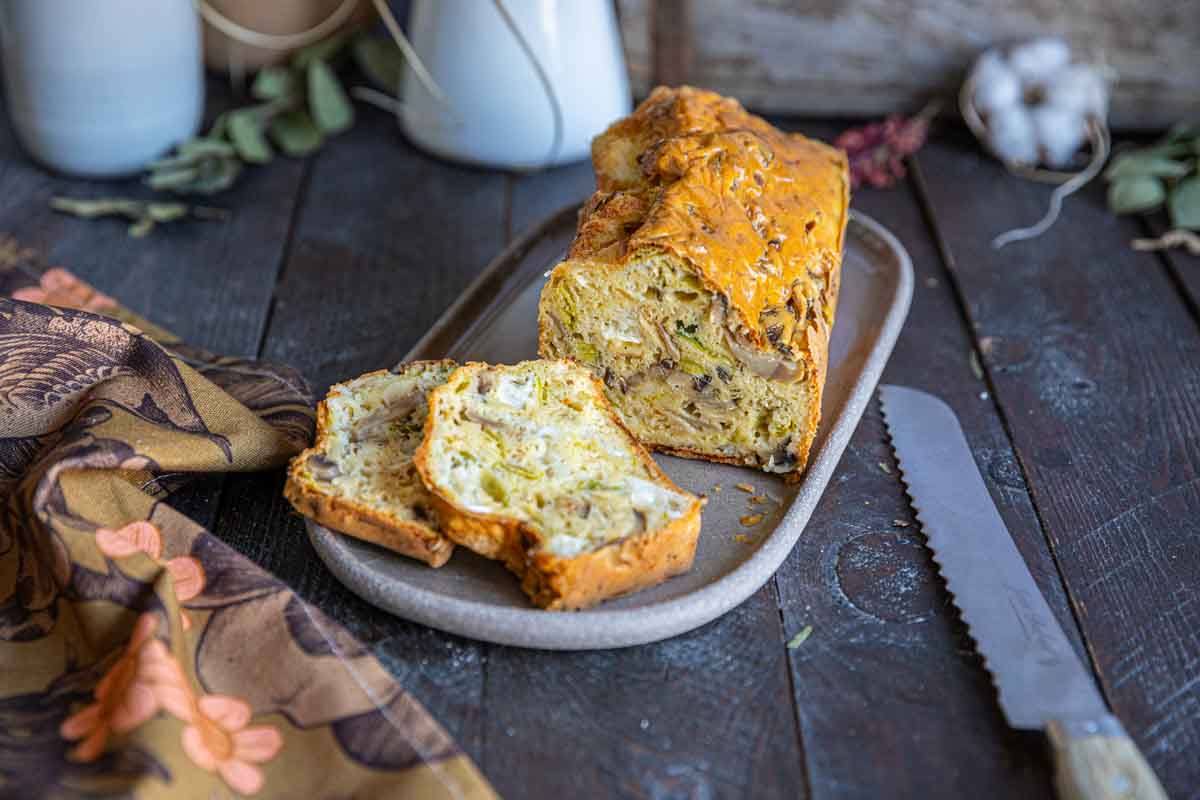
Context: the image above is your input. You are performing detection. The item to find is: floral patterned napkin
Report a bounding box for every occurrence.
[0,243,496,799]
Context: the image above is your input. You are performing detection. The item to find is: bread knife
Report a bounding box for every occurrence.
[879,385,1168,800]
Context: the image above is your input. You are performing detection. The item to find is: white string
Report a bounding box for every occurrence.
[991,119,1110,249]
[351,86,406,115]
[196,0,360,52]
[490,0,564,169]
[369,0,454,113]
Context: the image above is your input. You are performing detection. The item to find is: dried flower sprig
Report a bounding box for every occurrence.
[835,101,940,189]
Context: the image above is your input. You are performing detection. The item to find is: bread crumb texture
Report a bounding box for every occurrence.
[284,361,458,566]
[416,360,705,609]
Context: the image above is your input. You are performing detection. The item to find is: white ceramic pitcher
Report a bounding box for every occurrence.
[400,0,631,170]
[0,0,204,177]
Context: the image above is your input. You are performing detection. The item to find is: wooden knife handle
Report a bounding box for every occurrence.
[1047,716,1168,800]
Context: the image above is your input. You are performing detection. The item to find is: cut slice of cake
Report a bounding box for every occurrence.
[538,86,849,480]
[285,360,458,567]
[414,359,705,610]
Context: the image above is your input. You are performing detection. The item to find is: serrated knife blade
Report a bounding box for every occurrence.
[879,385,1167,800]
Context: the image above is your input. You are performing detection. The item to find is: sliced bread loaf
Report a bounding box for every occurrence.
[414,359,705,609]
[285,360,458,567]
[538,86,848,480]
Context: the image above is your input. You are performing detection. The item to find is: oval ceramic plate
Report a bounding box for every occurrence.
[308,207,913,650]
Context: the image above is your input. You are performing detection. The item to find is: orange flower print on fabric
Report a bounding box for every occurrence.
[12,267,117,312]
[59,613,191,761]
[181,696,283,796]
[96,522,208,629]
[96,522,163,561]
[166,556,206,630]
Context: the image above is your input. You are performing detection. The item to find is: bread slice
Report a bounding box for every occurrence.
[285,360,458,567]
[414,359,705,610]
[538,86,849,481]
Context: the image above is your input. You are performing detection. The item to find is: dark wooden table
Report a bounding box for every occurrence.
[4,92,1198,798]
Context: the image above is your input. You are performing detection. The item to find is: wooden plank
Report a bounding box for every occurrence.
[616,0,1200,129]
[769,122,1064,798]
[913,127,1200,796]
[210,106,509,762]
[650,0,693,87]
[478,164,807,798]
[1144,215,1200,321]
[508,161,593,238]
[0,80,304,356]
[480,589,805,798]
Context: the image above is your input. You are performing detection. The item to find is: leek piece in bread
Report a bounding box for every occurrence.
[285,360,458,567]
[538,86,850,481]
[414,360,705,610]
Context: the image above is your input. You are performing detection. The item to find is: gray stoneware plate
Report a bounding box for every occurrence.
[308,205,913,650]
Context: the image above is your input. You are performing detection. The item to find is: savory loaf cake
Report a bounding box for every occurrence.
[285,361,458,567]
[538,86,849,481]
[414,359,705,610]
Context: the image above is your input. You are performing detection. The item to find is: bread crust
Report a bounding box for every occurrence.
[284,363,457,568]
[414,360,705,610]
[538,86,848,479]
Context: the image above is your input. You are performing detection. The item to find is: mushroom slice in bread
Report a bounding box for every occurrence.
[539,86,849,480]
[415,359,705,610]
[285,360,457,567]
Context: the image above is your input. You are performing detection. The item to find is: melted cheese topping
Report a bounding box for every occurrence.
[572,85,848,351]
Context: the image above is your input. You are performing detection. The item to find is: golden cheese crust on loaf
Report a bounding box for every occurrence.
[538,86,849,479]
[284,361,458,567]
[413,360,705,610]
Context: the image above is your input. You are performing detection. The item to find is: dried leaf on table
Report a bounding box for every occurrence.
[50,196,227,238]
[1132,229,1200,255]
[787,626,813,650]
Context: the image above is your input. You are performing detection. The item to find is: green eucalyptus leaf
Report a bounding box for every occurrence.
[145,203,189,222]
[308,60,354,135]
[292,30,350,70]
[208,112,231,140]
[1164,121,1200,144]
[1108,176,1166,214]
[180,138,237,159]
[146,152,200,172]
[352,36,404,93]
[50,197,141,218]
[1168,176,1200,230]
[146,165,201,191]
[127,217,155,238]
[228,111,274,164]
[189,157,242,194]
[252,66,298,101]
[269,110,323,156]
[1104,153,1191,182]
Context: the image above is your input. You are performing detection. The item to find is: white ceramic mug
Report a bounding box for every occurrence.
[0,0,204,177]
[401,0,631,170]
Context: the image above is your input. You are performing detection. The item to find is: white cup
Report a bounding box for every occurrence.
[401,0,631,170]
[0,0,204,177]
